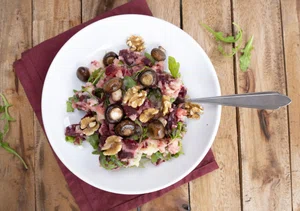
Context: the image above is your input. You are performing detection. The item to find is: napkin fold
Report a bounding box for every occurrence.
[14,0,218,210]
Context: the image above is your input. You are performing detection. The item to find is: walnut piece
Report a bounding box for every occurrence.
[139,108,159,123]
[162,95,172,116]
[184,102,204,119]
[123,86,147,108]
[80,116,99,136]
[126,35,145,52]
[101,135,122,156]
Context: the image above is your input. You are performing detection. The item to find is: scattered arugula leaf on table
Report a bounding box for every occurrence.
[240,36,254,71]
[0,93,28,169]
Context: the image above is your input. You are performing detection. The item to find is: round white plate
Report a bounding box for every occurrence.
[42,14,221,194]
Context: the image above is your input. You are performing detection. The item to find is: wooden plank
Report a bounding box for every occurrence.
[182,0,241,210]
[0,0,35,210]
[232,0,292,210]
[280,0,300,210]
[82,0,128,22]
[32,0,81,210]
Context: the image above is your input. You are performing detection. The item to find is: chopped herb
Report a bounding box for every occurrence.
[65,136,75,143]
[104,96,110,108]
[135,120,148,142]
[151,151,164,163]
[170,122,185,139]
[168,56,181,78]
[118,60,124,65]
[86,133,99,149]
[99,152,124,170]
[123,76,137,90]
[0,93,28,169]
[240,36,254,71]
[170,98,175,103]
[94,88,104,99]
[88,68,105,85]
[144,52,156,64]
[92,150,100,155]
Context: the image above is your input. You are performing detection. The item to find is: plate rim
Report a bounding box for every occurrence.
[41,14,222,194]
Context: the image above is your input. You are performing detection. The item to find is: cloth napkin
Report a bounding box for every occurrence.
[13,0,218,210]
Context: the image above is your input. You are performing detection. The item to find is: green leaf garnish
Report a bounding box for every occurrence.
[144,52,156,64]
[240,36,254,71]
[66,101,74,112]
[88,68,105,85]
[134,120,148,142]
[65,136,75,143]
[99,152,124,170]
[170,122,186,139]
[168,56,181,78]
[151,151,164,163]
[201,22,243,43]
[123,76,137,90]
[0,93,28,169]
[86,133,99,149]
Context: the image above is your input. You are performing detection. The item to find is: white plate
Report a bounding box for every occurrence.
[42,14,221,194]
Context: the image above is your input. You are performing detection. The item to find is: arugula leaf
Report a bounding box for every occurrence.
[168,56,181,78]
[201,22,243,43]
[94,88,104,99]
[0,106,4,113]
[123,76,137,90]
[86,133,99,149]
[92,150,101,155]
[88,68,105,85]
[65,136,75,143]
[144,52,156,64]
[151,151,164,163]
[99,152,124,170]
[0,142,28,169]
[66,101,74,112]
[202,23,243,57]
[0,93,15,121]
[135,120,148,142]
[240,36,254,71]
[0,94,28,169]
[170,122,185,139]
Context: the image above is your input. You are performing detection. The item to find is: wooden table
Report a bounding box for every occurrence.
[0,0,299,210]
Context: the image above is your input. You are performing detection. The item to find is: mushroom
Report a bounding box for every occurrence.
[103,52,118,66]
[147,120,165,139]
[138,69,157,87]
[151,46,166,61]
[111,89,122,102]
[115,120,136,137]
[103,77,123,93]
[76,66,90,82]
[105,104,124,124]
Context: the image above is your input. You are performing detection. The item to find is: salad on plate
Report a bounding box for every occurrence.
[65,35,203,170]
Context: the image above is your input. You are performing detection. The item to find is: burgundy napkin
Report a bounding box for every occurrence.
[14,0,218,210]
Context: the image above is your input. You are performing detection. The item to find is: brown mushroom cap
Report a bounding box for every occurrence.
[103,77,123,93]
[151,47,166,61]
[115,120,136,137]
[105,104,124,124]
[147,120,165,139]
[103,52,118,66]
[138,69,157,87]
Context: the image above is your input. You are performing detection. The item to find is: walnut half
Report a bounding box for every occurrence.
[80,116,99,136]
[101,135,122,156]
[126,35,145,52]
[184,102,204,119]
[139,108,159,123]
[123,86,147,108]
[162,95,172,116]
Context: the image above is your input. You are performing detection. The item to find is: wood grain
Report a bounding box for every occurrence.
[32,0,81,210]
[232,0,291,210]
[82,0,128,22]
[182,0,241,210]
[280,0,300,210]
[0,0,35,210]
